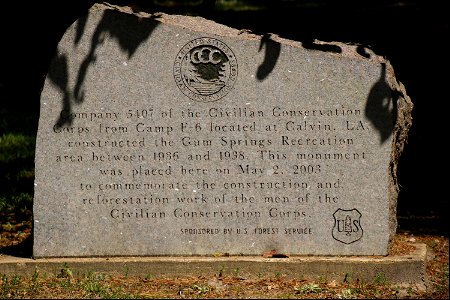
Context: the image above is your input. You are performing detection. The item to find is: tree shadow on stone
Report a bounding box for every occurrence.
[256,34,281,81]
[302,39,342,54]
[365,63,396,144]
[50,7,160,128]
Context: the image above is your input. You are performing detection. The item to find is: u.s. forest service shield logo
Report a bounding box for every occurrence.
[332,208,363,244]
[174,37,238,102]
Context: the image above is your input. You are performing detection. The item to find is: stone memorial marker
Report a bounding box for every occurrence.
[33,3,413,257]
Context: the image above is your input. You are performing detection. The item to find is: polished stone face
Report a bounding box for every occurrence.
[33,3,412,257]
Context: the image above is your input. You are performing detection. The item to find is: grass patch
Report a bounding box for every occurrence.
[0,134,35,163]
[0,133,35,215]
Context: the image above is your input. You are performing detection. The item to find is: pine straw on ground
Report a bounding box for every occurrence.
[1,211,448,299]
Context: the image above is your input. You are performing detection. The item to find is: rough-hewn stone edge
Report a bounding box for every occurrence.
[386,72,414,251]
[97,2,391,63]
[0,243,427,291]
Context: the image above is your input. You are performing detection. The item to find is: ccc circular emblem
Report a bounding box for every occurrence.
[174,37,238,102]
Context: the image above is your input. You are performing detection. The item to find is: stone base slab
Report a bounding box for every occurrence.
[0,243,427,291]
